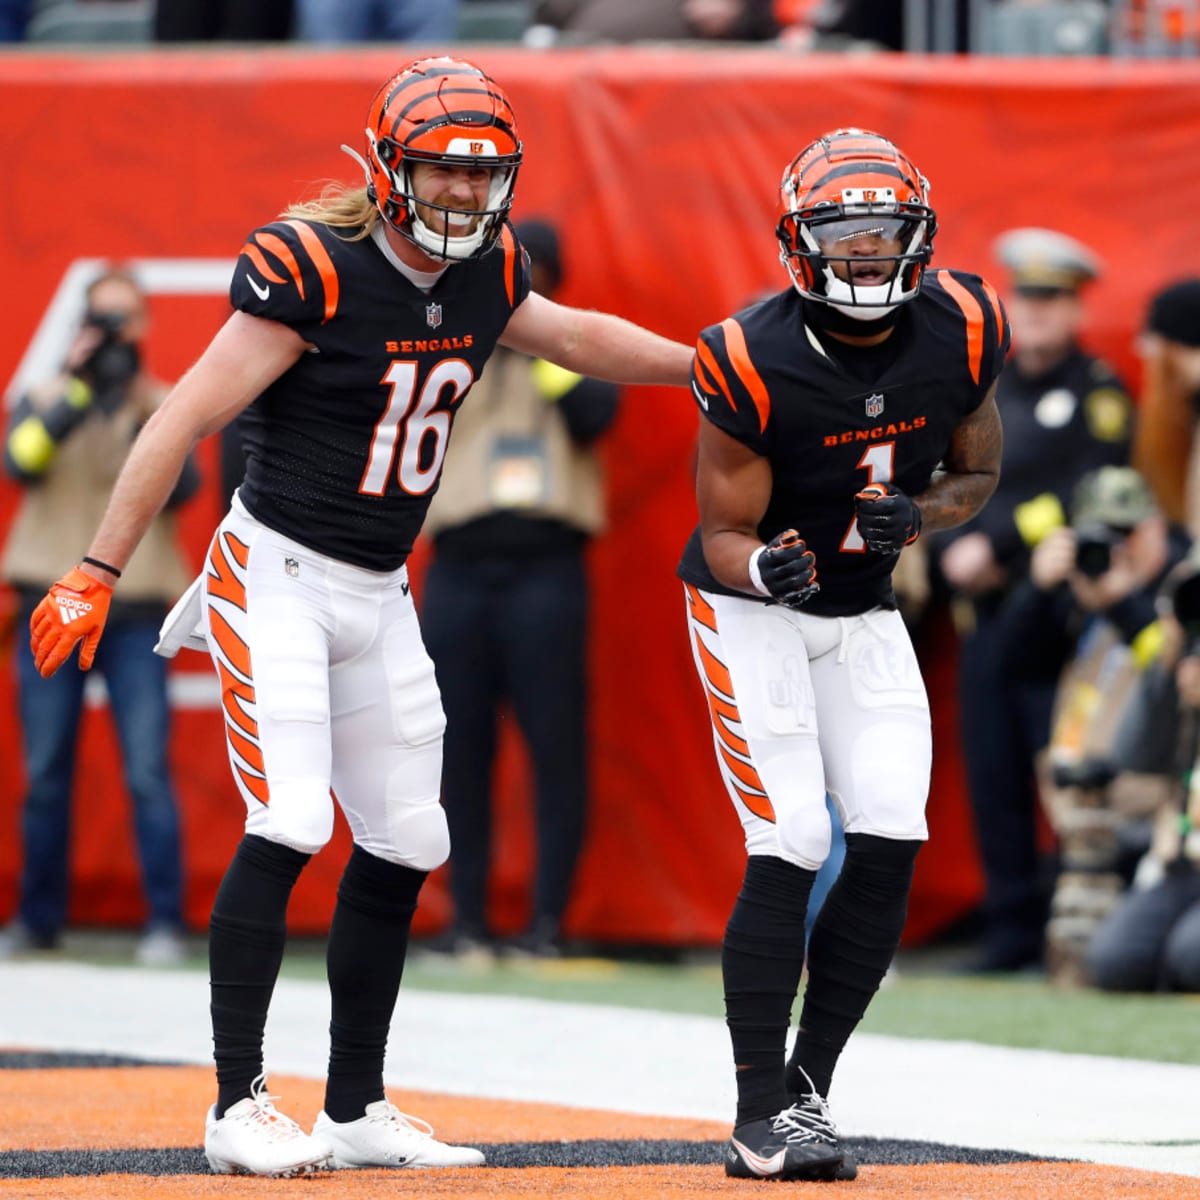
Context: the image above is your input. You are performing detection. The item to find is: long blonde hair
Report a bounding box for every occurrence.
[282,182,379,242]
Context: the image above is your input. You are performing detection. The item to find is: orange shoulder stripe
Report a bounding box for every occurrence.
[937,270,984,385]
[240,243,287,285]
[285,220,339,324]
[695,340,735,410]
[980,278,1005,347]
[719,318,770,433]
[254,232,305,300]
[499,223,516,307]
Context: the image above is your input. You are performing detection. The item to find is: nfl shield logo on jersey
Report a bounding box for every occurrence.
[865,392,885,418]
[425,302,443,330]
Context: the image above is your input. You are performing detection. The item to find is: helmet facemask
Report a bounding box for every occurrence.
[358,57,523,263]
[366,131,520,262]
[776,132,937,321]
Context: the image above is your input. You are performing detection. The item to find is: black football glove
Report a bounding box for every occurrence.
[751,529,820,610]
[854,483,922,554]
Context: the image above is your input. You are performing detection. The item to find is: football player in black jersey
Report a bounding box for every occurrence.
[28,56,692,1178]
[678,129,1007,1181]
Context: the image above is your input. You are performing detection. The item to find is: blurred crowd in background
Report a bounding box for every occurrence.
[0,0,1199,998]
[0,0,1197,56]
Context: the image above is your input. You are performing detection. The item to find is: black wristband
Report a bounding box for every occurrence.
[82,556,122,579]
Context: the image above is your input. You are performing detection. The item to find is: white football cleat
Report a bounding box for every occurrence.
[204,1075,333,1177]
[313,1099,486,1169]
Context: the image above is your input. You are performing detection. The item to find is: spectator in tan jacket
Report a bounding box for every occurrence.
[0,267,198,966]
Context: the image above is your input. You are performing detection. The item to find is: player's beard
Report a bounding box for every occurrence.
[419,197,481,237]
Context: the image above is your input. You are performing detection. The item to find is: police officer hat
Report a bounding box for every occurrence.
[1070,466,1156,531]
[993,227,1102,296]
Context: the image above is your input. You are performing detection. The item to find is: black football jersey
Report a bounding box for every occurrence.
[229,218,532,571]
[678,270,1010,616]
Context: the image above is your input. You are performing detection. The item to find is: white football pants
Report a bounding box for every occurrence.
[684,584,931,868]
[197,496,449,868]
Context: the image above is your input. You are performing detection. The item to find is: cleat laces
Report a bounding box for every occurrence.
[769,1101,838,1146]
[363,1100,436,1141]
[235,1076,308,1144]
[780,1065,840,1144]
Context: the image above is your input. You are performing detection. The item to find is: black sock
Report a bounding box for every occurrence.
[210,835,310,1118]
[788,833,921,1099]
[723,855,815,1127]
[323,846,427,1123]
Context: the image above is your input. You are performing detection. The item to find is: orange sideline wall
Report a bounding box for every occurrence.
[1,48,1197,945]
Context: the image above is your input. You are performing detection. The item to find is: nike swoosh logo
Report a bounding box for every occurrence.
[246,274,270,301]
[730,1136,787,1177]
[691,380,710,411]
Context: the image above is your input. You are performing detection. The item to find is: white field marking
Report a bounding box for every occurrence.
[0,961,1197,1178]
[82,670,220,710]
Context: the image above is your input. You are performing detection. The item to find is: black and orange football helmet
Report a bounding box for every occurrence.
[776,129,937,318]
[362,56,522,261]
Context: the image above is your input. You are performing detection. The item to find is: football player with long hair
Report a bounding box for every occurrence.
[28,57,692,1178]
[678,129,1007,1181]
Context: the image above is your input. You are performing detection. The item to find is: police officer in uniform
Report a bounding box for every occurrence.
[935,227,1135,972]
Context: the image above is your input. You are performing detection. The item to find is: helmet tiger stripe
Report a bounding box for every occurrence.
[776,129,937,319]
[363,57,522,261]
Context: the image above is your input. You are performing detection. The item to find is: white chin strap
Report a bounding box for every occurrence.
[350,133,512,262]
[817,257,908,320]
[408,214,487,261]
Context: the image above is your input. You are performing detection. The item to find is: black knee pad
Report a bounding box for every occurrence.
[337,845,427,921]
[840,833,922,899]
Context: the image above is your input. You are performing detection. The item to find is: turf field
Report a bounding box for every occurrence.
[2,936,1199,1195]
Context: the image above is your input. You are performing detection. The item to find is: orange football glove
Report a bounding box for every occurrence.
[30,567,114,677]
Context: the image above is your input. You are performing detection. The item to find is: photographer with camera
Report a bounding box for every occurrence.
[933,228,1135,972]
[0,266,199,965]
[1083,549,1200,992]
[997,467,1191,981]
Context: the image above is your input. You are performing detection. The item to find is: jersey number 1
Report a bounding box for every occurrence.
[839,442,894,553]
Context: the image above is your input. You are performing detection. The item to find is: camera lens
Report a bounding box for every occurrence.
[84,310,128,337]
[1073,524,1116,579]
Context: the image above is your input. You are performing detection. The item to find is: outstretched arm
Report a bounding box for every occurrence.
[83,312,306,581]
[31,312,306,677]
[498,290,692,387]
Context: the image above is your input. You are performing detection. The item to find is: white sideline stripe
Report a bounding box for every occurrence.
[83,671,220,710]
[0,962,1197,1178]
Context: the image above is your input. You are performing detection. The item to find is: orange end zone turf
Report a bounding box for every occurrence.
[3,1065,1197,1199]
